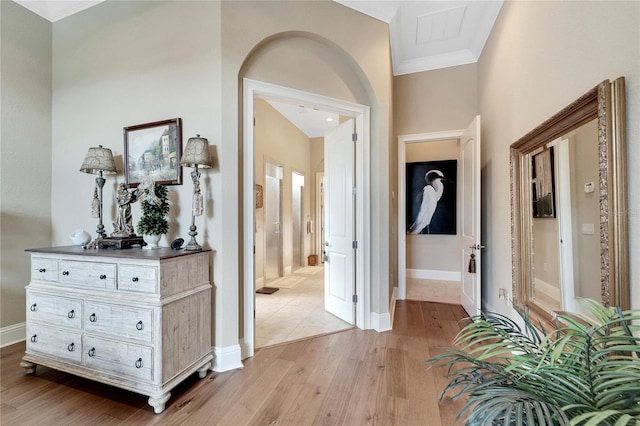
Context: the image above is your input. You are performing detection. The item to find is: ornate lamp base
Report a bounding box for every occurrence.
[184,225,202,251]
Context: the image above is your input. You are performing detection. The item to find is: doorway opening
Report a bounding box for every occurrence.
[243,79,371,358]
[397,117,482,318]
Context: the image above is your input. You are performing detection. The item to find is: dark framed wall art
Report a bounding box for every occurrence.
[531,147,556,218]
[124,118,182,187]
[406,159,457,235]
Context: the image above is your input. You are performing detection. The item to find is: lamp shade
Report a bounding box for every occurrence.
[79,145,117,174]
[181,135,212,168]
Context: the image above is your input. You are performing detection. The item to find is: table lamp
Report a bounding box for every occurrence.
[180,135,212,250]
[80,145,117,243]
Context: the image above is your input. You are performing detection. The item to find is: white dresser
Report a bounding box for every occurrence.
[21,246,213,414]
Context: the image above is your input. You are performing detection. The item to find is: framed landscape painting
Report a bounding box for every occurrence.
[124,118,182,187]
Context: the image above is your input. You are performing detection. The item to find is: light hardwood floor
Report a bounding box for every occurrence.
[0,301,467,425]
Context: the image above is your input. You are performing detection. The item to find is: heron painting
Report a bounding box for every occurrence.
[406,160,457,235]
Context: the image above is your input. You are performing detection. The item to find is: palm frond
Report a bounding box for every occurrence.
[427,298,640,426]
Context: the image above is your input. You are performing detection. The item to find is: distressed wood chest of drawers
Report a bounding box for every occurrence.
[21,246,213,414]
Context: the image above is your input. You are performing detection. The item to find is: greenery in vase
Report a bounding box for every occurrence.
[427,298,640,426]
[137,183,169,236]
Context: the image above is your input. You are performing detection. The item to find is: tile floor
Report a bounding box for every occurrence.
[255,265,353,348]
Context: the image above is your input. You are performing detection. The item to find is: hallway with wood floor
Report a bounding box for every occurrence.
[0,301,468,425]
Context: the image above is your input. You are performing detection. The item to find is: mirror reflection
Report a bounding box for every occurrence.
[528,119,600,314]
[511,77,629,322]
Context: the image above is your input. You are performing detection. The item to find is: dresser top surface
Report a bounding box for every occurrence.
[27,245,211,260]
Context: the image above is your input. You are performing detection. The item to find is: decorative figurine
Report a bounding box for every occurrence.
[111,183,139,238]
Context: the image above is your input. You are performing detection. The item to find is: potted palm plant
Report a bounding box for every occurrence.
[136,178,169,249]
[428,298,640,426]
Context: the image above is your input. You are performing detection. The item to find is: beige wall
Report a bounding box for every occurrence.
[478,0,640,314]
[405,140,461,272]
[0,1,52,335]
[254,99,312,284]
[394,64,478,135]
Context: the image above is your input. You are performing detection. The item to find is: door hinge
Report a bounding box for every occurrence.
[352,294,358,303]
[253,117,256,126]
[352,133,357,142]
[352,187,358,195]
[352,240,358,249]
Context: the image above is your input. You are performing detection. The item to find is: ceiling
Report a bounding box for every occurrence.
[13,0,106,22]
[337,0,503,75]
[13,0,502,137]
[266,101,340,139]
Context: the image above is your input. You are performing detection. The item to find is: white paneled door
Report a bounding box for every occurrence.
[324,119,355,324]
[460,116,482,317]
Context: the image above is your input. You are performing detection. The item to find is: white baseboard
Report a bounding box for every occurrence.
[255,276,264,289]
[212,344,244,372]
[370,311,392,332]
[534,277,561,300]
[407,268,461,282]
[1,322,25,348]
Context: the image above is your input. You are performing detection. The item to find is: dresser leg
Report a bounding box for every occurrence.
[20,360,37,375]
[197,361,212,379]
[148,392,171,414]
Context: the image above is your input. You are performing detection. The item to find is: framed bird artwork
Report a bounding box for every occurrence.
[406,160,457,235]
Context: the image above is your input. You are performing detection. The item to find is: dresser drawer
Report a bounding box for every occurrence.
[31,258,59,282]
[84,336,153,381]
[118,264,157,293]
[84,302,153,342]
[59,260,116,289]
[27,291,82,329]
[26,324,82,363]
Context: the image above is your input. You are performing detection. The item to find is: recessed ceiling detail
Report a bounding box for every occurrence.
[14,0,106,22]
[416,5,466,44]
[336,0,503,76]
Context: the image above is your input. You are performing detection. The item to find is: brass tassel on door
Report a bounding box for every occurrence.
[468,253,476,274]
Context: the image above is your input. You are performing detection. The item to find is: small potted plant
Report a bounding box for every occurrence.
[136,178,169,249]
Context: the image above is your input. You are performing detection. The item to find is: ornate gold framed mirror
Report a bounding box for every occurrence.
[510,78,628,322]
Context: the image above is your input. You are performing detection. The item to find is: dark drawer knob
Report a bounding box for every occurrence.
[68,309,75,319]
[30,334,37,343]
[89,313,97,322]
[30,303,37,312]
[62,271,69,276]
[38,268,46,273]
[88,347,96,357]
[68,343,75,352]
[136,321,144,331]
[99,274,107,280]
[132,277,139,282]
[135,358,143,369]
